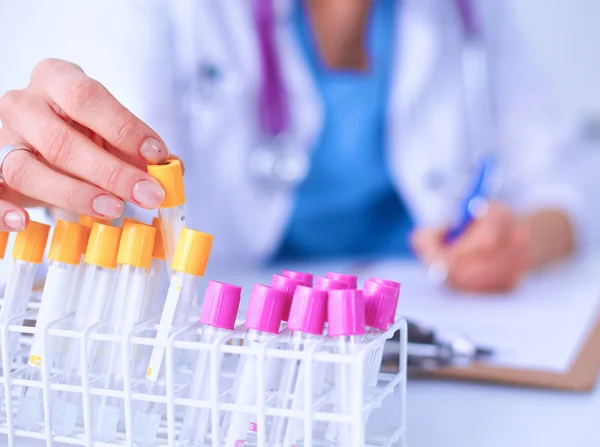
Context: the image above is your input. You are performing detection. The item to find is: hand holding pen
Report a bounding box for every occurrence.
[411,156,532,293]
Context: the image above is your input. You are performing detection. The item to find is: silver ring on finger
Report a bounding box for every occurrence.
[0,145,36,183]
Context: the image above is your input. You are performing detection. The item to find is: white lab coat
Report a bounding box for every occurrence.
[0,0,598,265]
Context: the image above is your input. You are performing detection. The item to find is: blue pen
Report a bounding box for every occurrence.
[444,155,495,243]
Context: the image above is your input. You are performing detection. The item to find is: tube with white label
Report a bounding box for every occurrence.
[178,281,241,447]
[148,159,186,276]
[222,284,286,447]
[132,228,213,447]
[0,222,50,380]
[50,223,122,436]
[268,286,328,447]
[91,223,155,443]
[324,289,366,447]
[16,220,86,430]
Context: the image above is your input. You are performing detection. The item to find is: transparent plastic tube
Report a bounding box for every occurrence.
[17,259,79,430]
[178,281,241,447]
[141,258,168,321]
[51,265,117,436]
[133,271,200,447]
[223,285,286,447]
[0,260,38,364]
[158,206,186,275]
[92,264,150,443]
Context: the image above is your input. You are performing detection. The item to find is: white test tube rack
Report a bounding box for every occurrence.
[0,298,408,447]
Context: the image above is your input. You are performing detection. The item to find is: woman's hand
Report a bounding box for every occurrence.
[0,58,169,231]
[411,203,575,293]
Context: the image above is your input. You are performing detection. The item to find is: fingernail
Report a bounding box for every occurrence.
[133,180,165,208]
[4,211,25,230]
[139,137,169,163]
[92,195,124,218]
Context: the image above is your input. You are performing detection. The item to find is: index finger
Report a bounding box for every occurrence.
[29,59,169,165]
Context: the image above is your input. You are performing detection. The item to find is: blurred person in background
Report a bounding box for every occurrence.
[0,0,598,292]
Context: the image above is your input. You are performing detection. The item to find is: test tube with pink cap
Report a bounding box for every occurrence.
[368,276,401,324]
[178,281,242,447]
[325,289,366,447]
[282,270,314,287]
[223,284,286,447]
[362,280,400,387]
[268,286,328,447]
[325,272,358,289]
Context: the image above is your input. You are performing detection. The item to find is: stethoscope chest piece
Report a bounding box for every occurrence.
[248,134,310,189]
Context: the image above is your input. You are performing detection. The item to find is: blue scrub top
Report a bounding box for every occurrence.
[276,0,413,261]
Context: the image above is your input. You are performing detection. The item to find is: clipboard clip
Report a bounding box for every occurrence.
[383,319,494,371]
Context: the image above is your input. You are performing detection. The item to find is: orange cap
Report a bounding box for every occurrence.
[151,217,166,260]
[12,221,51,264]
[78,215,110,256]
[85,223,122,269]
[171,229,213,276]
[117,223,155,269]
[0,232,9,259]
[121,216,142,228]
[147,159,185,208]
[48,220,86,265]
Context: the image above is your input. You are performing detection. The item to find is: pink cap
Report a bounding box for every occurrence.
[270,274,303,322]
[363,280,399,331]
[282,270,314,287]
[244,284,286,334]
[326,272,358,289]
[327,289,366,336]
[369,276,401,290]
[287,286,327,335]
[314,276,350,291]
[199,281,242,330]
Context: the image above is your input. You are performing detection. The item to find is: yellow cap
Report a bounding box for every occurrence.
[85,223,122,269]
[121,216,142,228]
[171,229,213,276]
[0,232,9,259]
[147,158,185,208]
[12,221,51,264]
[117,223,155,269]
[79,215,110,230]
[151,218,166,260]
[78,215,111,256]
[48,220,86,265]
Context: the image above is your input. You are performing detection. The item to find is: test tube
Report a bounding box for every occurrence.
[325,272,358,289]
[148,159,186,275]
[281,270,313,287]
[51,223,122,436]
[0,222,50,368]
[178,281,242,447]
[368,276,401,324]
[16,220,86,430]
[223,285,286,447]
[363,279,400,387]
[133,229,213,447]
[324,290,366,447]
[141,217,169,321]
[92,223,155,443]
[269,286,328,447]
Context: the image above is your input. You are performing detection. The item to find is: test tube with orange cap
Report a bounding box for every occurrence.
[16,220,87,430]
[92,222,155,443]
[51,222,122,436]
[0,221,50,364]
[133,229,213,446]
[147,158,186,277]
